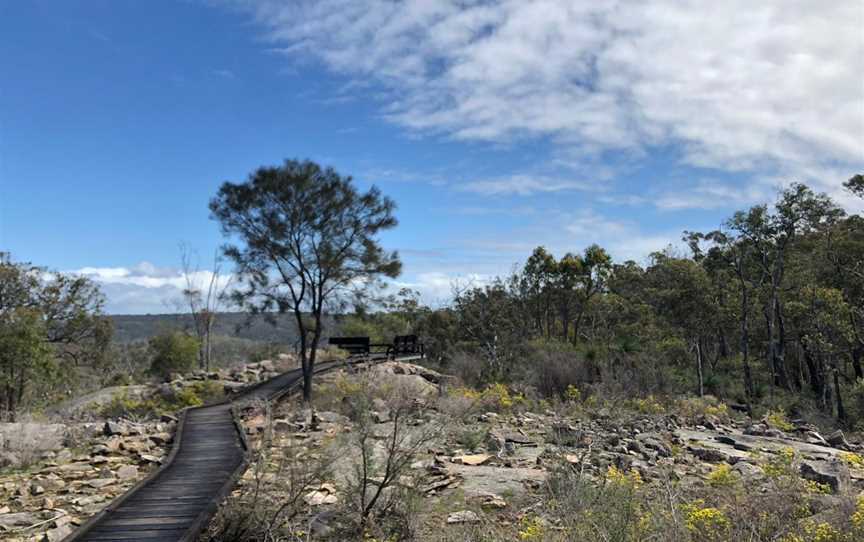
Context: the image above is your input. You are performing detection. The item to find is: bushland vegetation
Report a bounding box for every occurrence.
[349,177,864,433]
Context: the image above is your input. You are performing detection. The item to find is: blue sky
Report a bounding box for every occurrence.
[1,1,862,313]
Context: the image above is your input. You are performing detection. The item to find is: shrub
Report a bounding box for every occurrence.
[454,426,488,451]
[148,331,200,379]
[99,382,220,420]
[683,500,731,542]
[765,409,794,431]
[707,464,739,488]
[451,382,525,412]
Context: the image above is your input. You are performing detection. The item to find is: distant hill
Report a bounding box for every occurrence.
[109,312,338,343]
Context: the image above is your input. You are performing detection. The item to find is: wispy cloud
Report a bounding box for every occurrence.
[222,0,863,199]
[654,180,772,211]
[210,69,236,79]
[458,174,591,196]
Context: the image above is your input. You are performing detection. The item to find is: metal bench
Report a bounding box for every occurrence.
[327,336,370,356]
[387,334,424,358]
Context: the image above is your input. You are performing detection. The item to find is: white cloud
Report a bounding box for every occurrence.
[393,271,493,306]
[458,174,591,196]
[654,180,773,211]
[223,0,863,196]
[72,262,234,314]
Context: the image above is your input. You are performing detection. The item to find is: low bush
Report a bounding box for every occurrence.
[148,331,200,379]
[99,381,224,420]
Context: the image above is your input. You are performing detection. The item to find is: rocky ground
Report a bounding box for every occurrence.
[0,358,293,542]
[215,361,864,540]
[6,357,863,541]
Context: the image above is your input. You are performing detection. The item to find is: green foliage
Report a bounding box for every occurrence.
[100,381,224,420]
[0,255,110,420]
[148,331,200,379]
[0,308,55,420]
[210,159,401,400]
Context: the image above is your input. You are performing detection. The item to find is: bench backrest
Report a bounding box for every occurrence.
[328,336,370,354]
[392,334,419,354]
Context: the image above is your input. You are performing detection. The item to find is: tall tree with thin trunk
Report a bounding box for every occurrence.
[210,159,401,400]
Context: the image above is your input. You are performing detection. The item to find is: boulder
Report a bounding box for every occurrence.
[103,421,127,437]
[800,460,850,494]
[689,446,729,463]
[826,430,851,449]
[0,451,21,469]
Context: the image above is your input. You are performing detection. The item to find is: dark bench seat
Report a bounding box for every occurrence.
[328,336,370,355]
[328,334,424,359]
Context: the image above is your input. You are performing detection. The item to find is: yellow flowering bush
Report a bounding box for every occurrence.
[565,384,582,402]
[765,409,794,431]
[632,395,665,414]
[705,403,729,417]
[802,520,844,542]
[518,515,544,540]
[762,447,796,478]
[839,452,863,469]
[707,464,738,488]
[452,382,525,410]
[606,465,643,489]
[683,500,731,542]
[804,480,832,494]
[852,496,864,532]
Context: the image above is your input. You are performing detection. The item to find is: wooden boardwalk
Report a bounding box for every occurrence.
[62,358,393,542]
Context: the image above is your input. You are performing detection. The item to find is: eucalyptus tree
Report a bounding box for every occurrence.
[210,159,401,400]
[727,184,841,391]
[520,247,557,337]
[644,254,713,396]
[0,254,110,420]
[845,173,864,198]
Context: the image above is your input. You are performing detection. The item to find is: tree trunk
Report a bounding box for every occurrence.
[293,306,310,402]
[799,337,824,397]
[738,270,754,413]
[852,344,863,381]
[833,365,846,421]
[204,317,214,372]
[696,337,705,397]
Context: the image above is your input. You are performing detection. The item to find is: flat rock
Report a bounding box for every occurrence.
[0,511,38,528]
[86,478,115,489]
[447,510,480,524]
[455,454,492,466]
[116,465,138,480]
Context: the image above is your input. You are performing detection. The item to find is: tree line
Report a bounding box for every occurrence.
[395,176,863,426]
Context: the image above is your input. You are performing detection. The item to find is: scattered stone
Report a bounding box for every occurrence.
[446,510,480,524]
[304,484,338,506]
[103,421,126,437]
[455,454,491,466]
[42,523,73,542]
[86,478,116,489]
[116,465,138,480]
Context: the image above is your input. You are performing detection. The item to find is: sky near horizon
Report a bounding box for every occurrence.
[1,1,862,314]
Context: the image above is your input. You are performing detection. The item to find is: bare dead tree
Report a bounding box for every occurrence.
[179,243,233,371]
